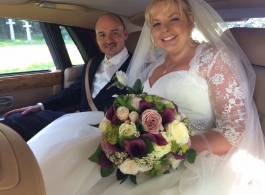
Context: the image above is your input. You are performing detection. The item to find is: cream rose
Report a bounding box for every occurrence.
[167,153,182,169]
[129,111,139,123]
[115,70,127,86]
[98,117,111,133]
[153,132,171,158]
[166,120,189,146]
[119,159,152,175]
[119,159,139,175]
[119,122,137,137]
[131,97,142,110]
[116,106,129,121]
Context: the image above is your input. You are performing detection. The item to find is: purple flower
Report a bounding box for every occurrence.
[139,100,154,113]
[141,133,168,146]
[105,104,119,124]
[171,152,185,160]
[161,108,175,125]
[98,153,113,168]
[124,138,146,159]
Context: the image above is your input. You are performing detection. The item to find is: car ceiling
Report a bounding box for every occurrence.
[0,0,264,30]
[1,0,265,16]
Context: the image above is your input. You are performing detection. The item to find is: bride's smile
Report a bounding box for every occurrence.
[150,2,194,56]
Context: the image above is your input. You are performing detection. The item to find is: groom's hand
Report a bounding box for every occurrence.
[4,104,41,116]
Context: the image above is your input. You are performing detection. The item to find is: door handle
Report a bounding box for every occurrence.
[0,96,13,109]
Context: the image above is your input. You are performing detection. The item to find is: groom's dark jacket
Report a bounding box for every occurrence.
[41,52,132,112]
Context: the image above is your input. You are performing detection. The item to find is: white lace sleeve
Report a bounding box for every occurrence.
[206,48,246,146]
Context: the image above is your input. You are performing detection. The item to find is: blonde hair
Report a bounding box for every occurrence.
[145,0,196,47]
[145,0,193,27]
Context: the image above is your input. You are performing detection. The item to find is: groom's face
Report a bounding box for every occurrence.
[95,14,128,59]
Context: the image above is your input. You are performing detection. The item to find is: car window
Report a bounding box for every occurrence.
[192,17,265,43]
[226,18,265,28]
[60,26,84,66]
[0,18,55,74]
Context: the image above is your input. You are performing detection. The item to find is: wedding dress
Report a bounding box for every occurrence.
[29,43,261,195]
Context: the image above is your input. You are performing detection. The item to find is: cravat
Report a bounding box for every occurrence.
[104,59,114,70]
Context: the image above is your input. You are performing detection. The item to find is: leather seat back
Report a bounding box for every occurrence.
[229,28,265,135]
[0,123,46,195]
[126,31,141,53]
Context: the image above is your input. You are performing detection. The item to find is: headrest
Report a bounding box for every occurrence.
[228,28,265,66]
[0,123,45,195]
[126,31,141,53]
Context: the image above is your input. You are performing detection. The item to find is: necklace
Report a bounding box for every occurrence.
[163,49,192,74]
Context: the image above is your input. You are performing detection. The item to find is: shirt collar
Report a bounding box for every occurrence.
[104,47,128,67]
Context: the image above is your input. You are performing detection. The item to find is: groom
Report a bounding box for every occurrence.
[3,13,132,141]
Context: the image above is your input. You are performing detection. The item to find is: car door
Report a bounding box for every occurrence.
[0,19,99,118]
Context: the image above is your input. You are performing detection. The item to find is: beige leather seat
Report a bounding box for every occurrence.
[229,28,265,135]
[125,31,142,53]
[0,123,46,195]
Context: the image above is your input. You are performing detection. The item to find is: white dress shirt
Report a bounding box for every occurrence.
[91,47,129,98]
[38,47,129,110]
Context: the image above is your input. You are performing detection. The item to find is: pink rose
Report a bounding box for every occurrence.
[101,137,114,155]
[141,109,164,134]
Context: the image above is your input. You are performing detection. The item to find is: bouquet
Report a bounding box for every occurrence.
[89,72,196,184]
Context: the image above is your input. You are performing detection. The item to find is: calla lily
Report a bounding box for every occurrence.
[161,108,175,125]
[105,104,119,124]
[98,153,113,168]
[108,143,124,152]
[141,133,168,146]
[124,138,146,159]
[139,100,154,113]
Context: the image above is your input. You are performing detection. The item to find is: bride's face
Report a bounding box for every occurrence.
[150,1,194,55]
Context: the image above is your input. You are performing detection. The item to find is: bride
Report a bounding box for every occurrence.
[28,0,265,194]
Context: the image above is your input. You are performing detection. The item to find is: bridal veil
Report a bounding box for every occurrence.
[126,0,265,194]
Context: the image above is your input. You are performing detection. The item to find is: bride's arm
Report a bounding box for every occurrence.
[190,49,246,155]
[190,131,232,155]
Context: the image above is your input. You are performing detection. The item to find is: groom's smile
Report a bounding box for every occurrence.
[95,15,128,59]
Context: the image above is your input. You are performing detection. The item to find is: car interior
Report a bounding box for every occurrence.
[0,0,264,194]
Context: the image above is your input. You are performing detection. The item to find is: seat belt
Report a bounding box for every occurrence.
[85,57,98,111]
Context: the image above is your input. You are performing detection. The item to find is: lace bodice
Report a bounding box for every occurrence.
[143,43,246,146]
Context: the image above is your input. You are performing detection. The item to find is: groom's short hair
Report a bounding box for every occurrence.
[95,13,126,30]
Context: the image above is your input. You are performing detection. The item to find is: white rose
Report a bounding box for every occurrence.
[116,71,127,86]
[152,132,171,158]
[167,153,182,169]
[166,120,189,146]
[119,122,137,137]
[129,111,139,123]
[131,97,142,110]
[119,159,139,175]
[116,106,129,121]
[119,159,152,175]
[98,117,111,133]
